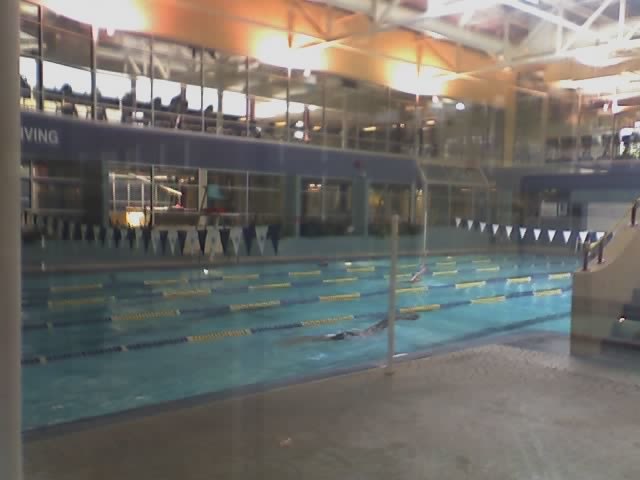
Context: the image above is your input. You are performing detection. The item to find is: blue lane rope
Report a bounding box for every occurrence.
[22,269,573,331]
[22,255,575,299]
[21,285,571,367]
[23,259,576,309]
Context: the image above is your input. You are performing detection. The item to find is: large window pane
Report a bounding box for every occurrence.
[203,51,247,135]
[152,40,202,131]
[96,33,151,124]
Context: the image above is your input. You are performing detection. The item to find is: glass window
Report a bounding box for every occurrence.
[450,186,473,220]
[425,184,450,226]
[96,33,151,124]
[251,60,289,141]
[41,9,92,116]
[207,170,247,225]
[288,70,324,146]
[389,90,418,155]
[301,178,323,219]
[369,183,411,225]
[203,51,247,135]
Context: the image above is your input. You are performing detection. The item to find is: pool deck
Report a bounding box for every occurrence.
[25,338,640,480]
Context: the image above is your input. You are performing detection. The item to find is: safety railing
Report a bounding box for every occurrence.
[581,196,640,271]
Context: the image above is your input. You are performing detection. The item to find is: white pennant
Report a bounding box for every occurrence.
[105,227,114,247]
[134,228,142,250]
[255,225,268,255]
[185,228,198,256]
[151,229,161,253]
[579,231,588,244]
[519,227,527,239]
[455,217,462,228]
[596,231,605,241]
[467,220,474,230]
[563,231,571,244]
[533,228,541,241]
[68,222,76,240]
[92,225,100,244]
[547,229,556,242]
[479,222,486,232]
[505,226,513,238]
[492,224,499,235]
[168,230,178,255]
[80,224,87,241]
[205,227,222,258]
[230,227,243,256]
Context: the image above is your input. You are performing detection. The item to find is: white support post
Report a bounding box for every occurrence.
[386,214,399,375]
[619,0,627,41]
[0,0,22,479]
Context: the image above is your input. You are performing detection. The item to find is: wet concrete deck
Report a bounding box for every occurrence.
[25,344,640,479]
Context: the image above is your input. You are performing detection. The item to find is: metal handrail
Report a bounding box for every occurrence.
[581,196,640,271]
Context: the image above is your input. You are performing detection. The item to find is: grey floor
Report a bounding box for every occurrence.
[25,344,640,480]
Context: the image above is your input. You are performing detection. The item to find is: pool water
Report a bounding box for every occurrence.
[22,253,578,430]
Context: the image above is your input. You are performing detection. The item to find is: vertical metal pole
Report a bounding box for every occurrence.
[245,171,249,224]
[200,48,205,132]
[0,1,23,479]
[286,67,291,142]
[149,164,155,227]
[386,214,399,374]
[245,57,250,137]
[150,38,155,126]
[36,5,44,111]
[90,26,97,120]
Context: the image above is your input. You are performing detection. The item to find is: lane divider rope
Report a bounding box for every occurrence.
[24,270,573,331]
[22,286,571,367]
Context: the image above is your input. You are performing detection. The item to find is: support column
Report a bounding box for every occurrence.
[503,86,517,167]
[284,175,301,237]
[352,175,369,236]
[0,1,23,480]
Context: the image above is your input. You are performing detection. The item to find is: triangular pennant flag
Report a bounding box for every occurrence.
[533,228,541,241]
[596,231,605,241]
[126,228,136,249]
[134,228,142,250]
[185,228,199,256]
[93,225,101,244]
[243,225,256,256]
[579,231,588,244]
[466,220,474,230]
[206,227,222,257]
[547,229,556,242]
[167,230,178,255]
[159,230,169,254]
[105,227,114,247]
[113,228,123,248]
[491,224,499,235]
[198,229,207,255]
[479,222,486,233]
[519,227,527,239]
[267,224,281,255]
[151,229,161,253]
[80,224,87,241]
[563,231,571,244]
[505,226,513,238]
[230,227,243,256]
[455,217,462,228]
[255,225,268,255]
[177,230,188,255]
[219,228,231,255]
[142,229,151,252]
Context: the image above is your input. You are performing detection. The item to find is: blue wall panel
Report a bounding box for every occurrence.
[20,112,419,183]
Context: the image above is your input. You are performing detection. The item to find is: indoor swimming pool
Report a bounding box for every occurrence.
[22,253,578,430]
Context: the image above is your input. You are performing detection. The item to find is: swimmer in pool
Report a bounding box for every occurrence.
[283,312,419,345]
[409,264,428,283]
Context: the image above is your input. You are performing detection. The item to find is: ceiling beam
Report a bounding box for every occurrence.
[561,0,616,52]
